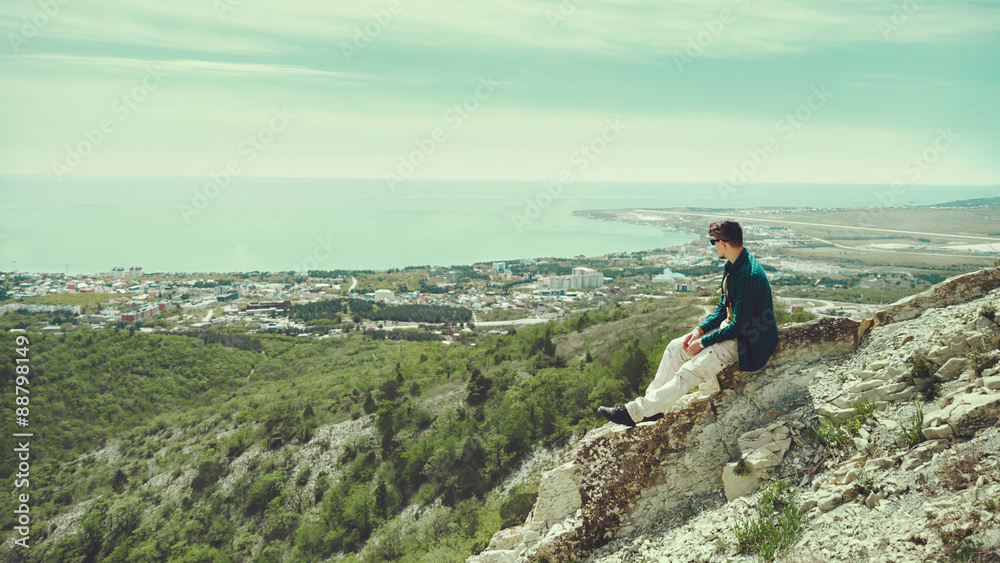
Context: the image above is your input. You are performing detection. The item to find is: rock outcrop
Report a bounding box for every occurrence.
[878,267,1000,325]
[470,267,1000,563]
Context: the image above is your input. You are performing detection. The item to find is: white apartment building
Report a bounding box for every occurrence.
[539,267,603,290]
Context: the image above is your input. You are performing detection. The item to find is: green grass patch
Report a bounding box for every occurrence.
[900,401,925,446]
[734,479,806,561]
[805,398,877,448]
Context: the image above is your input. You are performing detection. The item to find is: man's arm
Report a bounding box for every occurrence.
[688,291,726,355]
[701,271,760,348]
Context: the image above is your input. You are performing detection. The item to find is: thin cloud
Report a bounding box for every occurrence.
[0,54,414,83]
[3,0,998,62]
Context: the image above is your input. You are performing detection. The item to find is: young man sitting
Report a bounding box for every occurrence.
[598,220,778,427]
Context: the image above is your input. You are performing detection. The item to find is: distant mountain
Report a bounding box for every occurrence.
[925,194,1000,207]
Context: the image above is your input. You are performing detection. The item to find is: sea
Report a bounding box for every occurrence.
[0,176,996,275]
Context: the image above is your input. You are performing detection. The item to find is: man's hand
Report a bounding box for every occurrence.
[687,338,704,356]
[682,327,704,353]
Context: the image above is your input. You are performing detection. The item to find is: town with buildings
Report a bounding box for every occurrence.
[2,214,985,336]
[0,242,717,336]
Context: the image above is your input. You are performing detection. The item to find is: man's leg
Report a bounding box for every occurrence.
[643,336,690,397]
[625,338,738,423]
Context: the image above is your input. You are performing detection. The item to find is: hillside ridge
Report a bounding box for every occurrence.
[471,267,1000,562]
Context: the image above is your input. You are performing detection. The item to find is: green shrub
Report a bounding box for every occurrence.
[805,417,850,447]
[500,487,538,529]
[191,450,224,492]
[852,397,876,422]
[969,348,998,377]
[247,472,284,514]
[226,427,254,460]
[733,457,752,477]
[806,398,876,449]
[313,471,329,503]
[296,466,311,487]
[901,402,925,446]
[908,354,941,400]
[734,480,806,561]
[981,304,996,323]
[855,468,880,496]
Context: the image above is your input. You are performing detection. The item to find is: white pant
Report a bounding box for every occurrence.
[625,326,738,423]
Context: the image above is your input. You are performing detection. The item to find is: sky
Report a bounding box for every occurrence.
[1,0,998,186]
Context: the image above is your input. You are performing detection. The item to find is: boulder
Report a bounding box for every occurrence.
[722,462,760,502]
[942,393,1000,437]
[922,424,954,440]
[533,462,582,527]
[529,399,718,562]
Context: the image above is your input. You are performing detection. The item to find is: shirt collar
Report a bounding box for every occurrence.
[724,248,749,274]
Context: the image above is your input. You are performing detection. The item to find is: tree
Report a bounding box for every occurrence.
[112,469,128,492]
[466,368,492,406]
[530,326,555,357]
[363,392,377,414]
[613,339,648,396]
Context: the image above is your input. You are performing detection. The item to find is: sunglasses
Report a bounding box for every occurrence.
[708,238,727,246]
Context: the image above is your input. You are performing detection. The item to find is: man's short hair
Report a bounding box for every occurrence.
[709,220,743,247]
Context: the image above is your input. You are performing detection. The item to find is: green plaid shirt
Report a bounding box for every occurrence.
[698,248,778,371]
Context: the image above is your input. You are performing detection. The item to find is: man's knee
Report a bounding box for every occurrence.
[665,336,685,355]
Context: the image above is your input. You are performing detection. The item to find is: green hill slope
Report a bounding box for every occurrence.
[0,296,706,563]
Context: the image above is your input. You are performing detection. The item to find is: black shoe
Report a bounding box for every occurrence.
[598,405,635,427]
[640,413,664,424]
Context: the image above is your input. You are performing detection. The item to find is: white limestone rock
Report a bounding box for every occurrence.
[975,316,999,332]
[922,424,954,440]
[942,393,1000,437]
[532,462,582,527]
[886,363,909,382]
[816,404,854,421]
[864,457,894,471]
[858,369,879,381]
[722,462,760,502]
[935,357,970,382]
[467,549,518,563]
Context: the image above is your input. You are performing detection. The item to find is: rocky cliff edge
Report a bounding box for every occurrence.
[470,267,1000,563]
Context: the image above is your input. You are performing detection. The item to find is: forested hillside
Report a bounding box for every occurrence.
[0,297,704,562]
